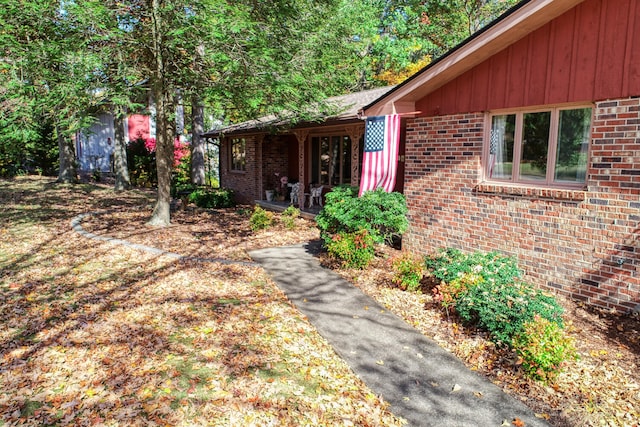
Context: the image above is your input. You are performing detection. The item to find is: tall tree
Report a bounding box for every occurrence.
[91,0,351,225]
[0,0,107,183]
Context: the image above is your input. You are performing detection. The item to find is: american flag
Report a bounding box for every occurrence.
[359,114,401,196]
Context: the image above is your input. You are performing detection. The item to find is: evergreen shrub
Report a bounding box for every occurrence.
[188,188,235,208]
[280,205,300,230]
[326,229,375,269]
[512,315,578,383]
[250,206,274,231]
[391,253,425,292]
[315,186,408,245]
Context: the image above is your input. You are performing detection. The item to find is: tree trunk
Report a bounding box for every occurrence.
[148,90,174,226]
[113,107,131,192]
[147,0,172,226]
[56,125,77,183]
[191,94,206,185]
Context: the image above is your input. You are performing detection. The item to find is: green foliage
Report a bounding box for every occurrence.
[0,114,58,178]
[188,188,235,209]
[127,138,157,187]
[280,205,300,230]
[425,248,565,349]
[250,206,274,231]
[316,186,408,245]
[326,229,375,269]
[455,279,564,347]
[432,272,483,309]
[172,153,192,191]
[391,253,424,292]
[425,248,521,286]
[513,315,578,383]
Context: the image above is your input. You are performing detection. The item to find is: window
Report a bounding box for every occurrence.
[311,135,352,185]
[487,106,591,186]
[230,138,246,172]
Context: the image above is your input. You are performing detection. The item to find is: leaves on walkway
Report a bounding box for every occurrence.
[325,245,640,427]
[0,177,403,426]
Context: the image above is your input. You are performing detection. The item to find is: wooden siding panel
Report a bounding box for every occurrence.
[526,25,551,106]
[505,42,528,108]
[571,0,600,101]
[487,49,509,109]
[470,61,492,113]
[594,0,630,99]
[625,0,640,95]
[547,9,575,104]
[455,70,474,113]
[415,0,639,117]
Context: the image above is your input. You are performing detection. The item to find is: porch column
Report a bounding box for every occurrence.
[345,125,364,187]
[292,130,309,209]
[255,134,264,200]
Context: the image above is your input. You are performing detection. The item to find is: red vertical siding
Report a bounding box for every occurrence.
[416,0,640,116]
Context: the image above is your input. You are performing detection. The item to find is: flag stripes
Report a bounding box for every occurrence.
[359,114,401,196]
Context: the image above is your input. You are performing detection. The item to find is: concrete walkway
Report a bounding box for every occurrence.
[249,242,549,427]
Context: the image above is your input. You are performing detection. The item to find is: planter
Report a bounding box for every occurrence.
[265,190,275,201]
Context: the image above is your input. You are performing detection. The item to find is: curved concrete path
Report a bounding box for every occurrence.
[249,242,550,427]
[70,212,257,267]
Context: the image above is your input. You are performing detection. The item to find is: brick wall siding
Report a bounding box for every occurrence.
[403,98,640,313]
[221,135,290,204]
[220,136,259,204]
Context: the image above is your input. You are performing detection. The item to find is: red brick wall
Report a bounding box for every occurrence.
[404,98,640,313]
[220,135,290,204]
[220,136,259,204]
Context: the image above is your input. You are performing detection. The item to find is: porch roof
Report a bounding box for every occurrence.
[202,86,395,138]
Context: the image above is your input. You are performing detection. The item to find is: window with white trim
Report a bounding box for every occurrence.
[486,106,592,186]
[230,138,246,172]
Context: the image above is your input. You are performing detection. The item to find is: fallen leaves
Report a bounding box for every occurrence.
[0,177,403,427]
[325,243,640,427]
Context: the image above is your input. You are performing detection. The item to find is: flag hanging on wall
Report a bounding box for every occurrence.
[359,114,401,196]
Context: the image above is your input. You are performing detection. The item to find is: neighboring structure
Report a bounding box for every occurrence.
[363,0,640,312]
[202,86,396,205]
[76,109,157,173]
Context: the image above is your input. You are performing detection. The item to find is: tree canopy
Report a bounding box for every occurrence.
[1,0,519,223]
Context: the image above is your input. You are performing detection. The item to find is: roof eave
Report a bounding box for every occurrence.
[363,0,587,116]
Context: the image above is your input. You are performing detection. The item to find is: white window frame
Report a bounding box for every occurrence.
[483,104,593,189]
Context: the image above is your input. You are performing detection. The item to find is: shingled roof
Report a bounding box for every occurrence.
[203,86,395,137]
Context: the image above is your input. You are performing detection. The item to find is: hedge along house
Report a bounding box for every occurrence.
[363,0,640,313]
[202,86,397,206]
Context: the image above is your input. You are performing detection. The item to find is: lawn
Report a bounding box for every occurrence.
[1,176,638,427]
[0,177,403,426]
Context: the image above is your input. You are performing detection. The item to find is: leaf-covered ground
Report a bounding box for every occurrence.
[2,177,638,427]
[0,177,403,426]
[321,245,640,427]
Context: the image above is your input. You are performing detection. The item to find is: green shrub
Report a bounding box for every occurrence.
[425,248,521,286]
[250,206,274,231]
[513,315,578,383]
[315,186,408,245]
[425,248,565,348]
[326,229,375,269]
[281,205,300,230]
[455,279,564,347]
[391,253,425,292]
[432,272,483,309]
[127,137,157,187]
[188,188,235,208]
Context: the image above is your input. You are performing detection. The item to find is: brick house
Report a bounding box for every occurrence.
[363,0,640,312]
[202,86,397,205]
